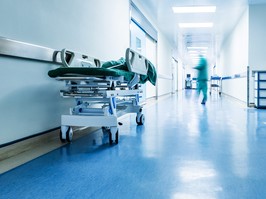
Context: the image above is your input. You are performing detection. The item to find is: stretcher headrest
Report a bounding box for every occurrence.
[125,48,148,75]
[61,48,101,68]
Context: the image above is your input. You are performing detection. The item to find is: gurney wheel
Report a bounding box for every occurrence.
[109,130,119,145]
[66,127,73,142]
[136,114,145,125]
[60,126,73,143]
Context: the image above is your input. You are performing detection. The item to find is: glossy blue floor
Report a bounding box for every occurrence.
[1,90,266,199]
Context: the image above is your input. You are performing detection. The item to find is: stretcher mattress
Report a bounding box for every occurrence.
[48,67,134,81]
[48,58,157,85]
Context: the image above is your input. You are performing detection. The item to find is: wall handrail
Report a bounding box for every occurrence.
[0,36,61,64]
[221,71,247,80]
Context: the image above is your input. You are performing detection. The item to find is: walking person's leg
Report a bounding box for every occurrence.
[201,81,208,104]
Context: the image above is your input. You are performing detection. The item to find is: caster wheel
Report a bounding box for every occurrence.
[109,130,119,145]
[136,114,145,125]
[66,127,73,142]
[60,126,73,143]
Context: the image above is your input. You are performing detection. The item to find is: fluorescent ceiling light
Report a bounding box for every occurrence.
[188,51,207,55]
[173,6,216,13]
[189,51,207,54]
[179,23,213,28]
[187,47,209,50]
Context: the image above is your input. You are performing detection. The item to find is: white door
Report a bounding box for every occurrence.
[130,21,147,101]
[145,36,157,98]
[177,59,184,90]
[130,20,158,100]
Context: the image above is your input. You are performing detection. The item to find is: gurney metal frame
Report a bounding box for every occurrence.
[54,48,148,145]
[209,76,222,95]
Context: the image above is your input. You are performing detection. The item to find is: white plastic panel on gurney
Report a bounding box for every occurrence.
[61,48,101,68]
[125,48,148,75]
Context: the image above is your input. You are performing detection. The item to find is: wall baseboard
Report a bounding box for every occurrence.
[0,127,98,174]
[220,92,247,107]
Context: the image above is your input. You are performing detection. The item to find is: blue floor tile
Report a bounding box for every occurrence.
[1,90,266,199]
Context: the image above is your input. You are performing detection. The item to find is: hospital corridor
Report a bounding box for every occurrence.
[1,0,266,199]
[1,92,266,198]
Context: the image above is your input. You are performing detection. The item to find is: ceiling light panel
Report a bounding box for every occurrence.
[173,6,216,13]
[179,23,213,28]
[188,50,208,54]
[187,47,209,50]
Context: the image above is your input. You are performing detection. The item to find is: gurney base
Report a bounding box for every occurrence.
[61,115,117,127]
[60,115,119,144]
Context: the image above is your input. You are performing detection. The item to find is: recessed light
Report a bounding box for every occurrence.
[179,23,213,28]
[173,6,216,13]
[188,50,208,54]
[187,47,209,50]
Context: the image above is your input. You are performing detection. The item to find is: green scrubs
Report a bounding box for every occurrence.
[194,56,208,104]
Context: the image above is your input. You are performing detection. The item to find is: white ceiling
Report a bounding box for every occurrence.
[138,0,266,66]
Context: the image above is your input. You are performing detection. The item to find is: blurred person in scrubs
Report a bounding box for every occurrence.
[194,55,208,105]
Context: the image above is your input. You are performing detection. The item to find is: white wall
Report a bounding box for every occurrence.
[0,0,130,145]
[219,7,249,102]
[157,34,173,96]
[249,4,266,69]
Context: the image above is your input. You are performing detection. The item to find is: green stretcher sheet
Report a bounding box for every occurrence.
[48,58,157,86]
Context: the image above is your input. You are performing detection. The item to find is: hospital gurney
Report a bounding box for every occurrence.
[48,48,157,144]
[209,76,222,95]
